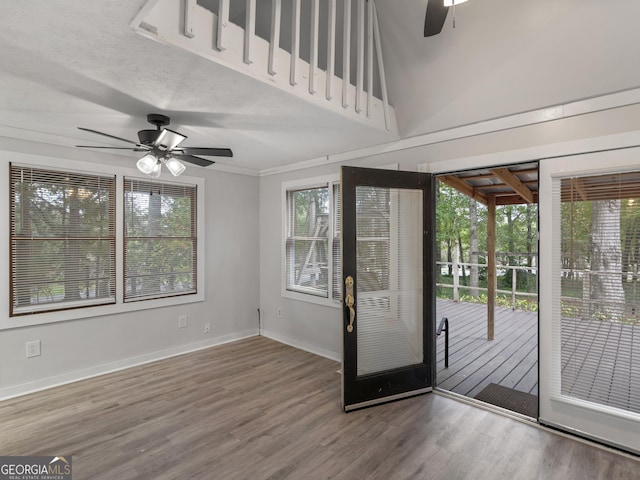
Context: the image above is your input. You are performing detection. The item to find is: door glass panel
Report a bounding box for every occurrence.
[560,173,640,414]
[356,186,424,376]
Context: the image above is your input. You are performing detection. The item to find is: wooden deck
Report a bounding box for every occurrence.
[435,299,538,399]
[436,299,640,416]
[561,317,640,414]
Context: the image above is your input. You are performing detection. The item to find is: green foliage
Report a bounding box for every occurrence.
[124,188,196,298]
[12,173,115,306]
[456,293,538,312]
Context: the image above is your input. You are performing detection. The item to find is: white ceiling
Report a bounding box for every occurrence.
[0,0,402,174]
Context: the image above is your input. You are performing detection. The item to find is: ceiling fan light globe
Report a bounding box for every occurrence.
[149,161,162,178]
[137,153,158,175]
[165,157,186,177]
[444,0,468,5]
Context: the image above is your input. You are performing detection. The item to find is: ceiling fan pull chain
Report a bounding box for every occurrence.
[452,1,456,29]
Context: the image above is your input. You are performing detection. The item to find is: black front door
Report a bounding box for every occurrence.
[341,166,435,411]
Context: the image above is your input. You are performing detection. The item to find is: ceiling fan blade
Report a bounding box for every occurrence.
[77,127,140,145]
[76,145,149,151]
[178,155,216,167]
[424,0,449,37]
[178,147,233,158]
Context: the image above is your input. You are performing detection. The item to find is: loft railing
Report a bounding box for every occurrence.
[133,0,394,132]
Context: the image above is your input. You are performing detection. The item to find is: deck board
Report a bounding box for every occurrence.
[436,299,539,400]
[560,317,640,414]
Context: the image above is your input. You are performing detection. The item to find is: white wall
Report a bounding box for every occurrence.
[259,101,640,361]
[376,0,640,137]
[0,139,260,399]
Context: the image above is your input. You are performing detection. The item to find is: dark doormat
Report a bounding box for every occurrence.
[474,383,538,418]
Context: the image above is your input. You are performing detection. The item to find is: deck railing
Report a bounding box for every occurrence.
[133,0,393,132]
[436,261,538,310]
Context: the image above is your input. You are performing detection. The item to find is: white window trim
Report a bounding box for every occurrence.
[0,153,205,331]
[282,174,341,308]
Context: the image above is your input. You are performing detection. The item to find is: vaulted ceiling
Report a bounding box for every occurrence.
[1,1,639,175]
[0,0,402,173]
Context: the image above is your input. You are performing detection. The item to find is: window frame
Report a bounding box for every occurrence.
[282,175,341,308]
[9,164,117,316]
[0,155,205,331]
[123,177,198,303]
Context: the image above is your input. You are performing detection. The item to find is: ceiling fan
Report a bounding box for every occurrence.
[76,113,233,178]
[424,0,469,37]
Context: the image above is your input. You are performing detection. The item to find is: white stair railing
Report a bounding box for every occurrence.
[132,0,395,133]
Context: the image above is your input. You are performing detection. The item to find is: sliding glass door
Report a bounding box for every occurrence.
[539,149,640,454]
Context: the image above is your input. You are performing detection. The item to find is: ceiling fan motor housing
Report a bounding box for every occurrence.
[138,129,160,145]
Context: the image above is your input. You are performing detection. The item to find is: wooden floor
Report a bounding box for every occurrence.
[1,336,639,479]
[436,299,538,398]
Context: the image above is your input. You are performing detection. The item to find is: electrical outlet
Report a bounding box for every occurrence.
[26,340,41,358]
[204,322,211,333]
[178,315,188,328]
[277,307,283,318]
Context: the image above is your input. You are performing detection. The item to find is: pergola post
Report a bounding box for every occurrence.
[487,195,496,340]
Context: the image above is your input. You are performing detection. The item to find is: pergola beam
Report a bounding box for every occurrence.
[495,193,539,206]
[439,175,488,205]
[491,168,534,204]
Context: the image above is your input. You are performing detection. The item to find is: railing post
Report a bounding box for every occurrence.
[216,0,229,51]
[453,242,460,302]
[183,0,196,38]
[268,0,281,75]
[512,266,517,309]
[290,0,300,85]
[342,0,351,108]
[582,267,591,318]
[244,0,256,64]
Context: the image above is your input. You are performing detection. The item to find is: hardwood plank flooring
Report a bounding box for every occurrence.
[1,336,639,479]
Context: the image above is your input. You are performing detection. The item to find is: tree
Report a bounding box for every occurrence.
[589,199,625,319]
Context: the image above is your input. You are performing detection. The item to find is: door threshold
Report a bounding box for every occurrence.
[345,387,432,412]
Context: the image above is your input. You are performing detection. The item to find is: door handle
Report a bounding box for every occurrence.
[345,276,355,333]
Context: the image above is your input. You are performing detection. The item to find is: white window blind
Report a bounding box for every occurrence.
[9,164,116,315]
[124,178,197,302]
[332,182,342,301]
[558,172,640,414]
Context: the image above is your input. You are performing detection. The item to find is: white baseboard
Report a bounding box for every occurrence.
[0,329,259,401]
[261,329,341,363]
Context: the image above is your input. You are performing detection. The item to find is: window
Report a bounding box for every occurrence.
[124,178,197,302]
[9,164,116,315]
[284,177,341,302]
[558,171,640,414]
